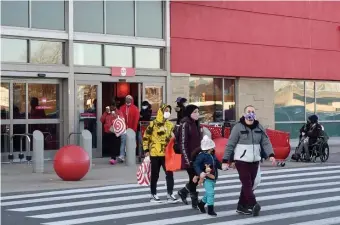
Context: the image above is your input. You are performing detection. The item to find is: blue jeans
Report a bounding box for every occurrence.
[202,179,216,206]
[120,133,126,157]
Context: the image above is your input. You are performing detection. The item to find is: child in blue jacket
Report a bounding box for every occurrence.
[193,135,222,216]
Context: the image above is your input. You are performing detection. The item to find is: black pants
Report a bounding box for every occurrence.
[103,132,120,160]
[186,167,198,193]
[150,156,174,195]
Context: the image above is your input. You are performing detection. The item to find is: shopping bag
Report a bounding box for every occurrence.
[110,116,126,137]
[253,165,261,190]
[165,138,182,172]
[137,156,151,186]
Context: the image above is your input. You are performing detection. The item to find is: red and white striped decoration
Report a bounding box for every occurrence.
[137,158,151,186]
[111,116,126,137]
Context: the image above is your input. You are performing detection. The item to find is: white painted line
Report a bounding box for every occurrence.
[10,180,340,212]
[41,194,340,225]
[2,164,339,201]
[4,169,340,206]
[30,184,340,219]
[289,217,340,225]
[127,195,340,225]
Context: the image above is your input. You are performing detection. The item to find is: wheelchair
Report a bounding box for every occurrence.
[293,136,330,163]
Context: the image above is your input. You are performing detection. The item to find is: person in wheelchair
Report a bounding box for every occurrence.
[294,115,322,162]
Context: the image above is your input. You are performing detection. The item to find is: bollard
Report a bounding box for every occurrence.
[33,130,44,173]
[80,130,92,169]
[126,128,136,166]
[202,127,212,139]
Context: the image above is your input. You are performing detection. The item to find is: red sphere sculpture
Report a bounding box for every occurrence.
[54,145,90,181]
[213,137,228,162]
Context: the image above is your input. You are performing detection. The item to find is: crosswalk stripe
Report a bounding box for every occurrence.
[127,195,340,225]
[2,164,340,201]
[40,195,340,225]
[30,185,340,219]
[289,217,340,225]
[3,169,340,206]
[8,180,340,212]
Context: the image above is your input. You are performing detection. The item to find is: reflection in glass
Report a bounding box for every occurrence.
[29,124,60,150]
[13,124,27,152]
[315,82,340,121]
[30,41,63,64]
[322,122,340,137]
[305,82,315,117]
[74,1,104,33]
[144,86,163,115]
[13,83,26,119]
[1,125,10,153]
[28,84,59,119]
[74,43,102,66]
[274,81,305,122]
[77,85,97,148]
[275,123,305,140]
[136,0,163,38]
[1,0,29,27]
[1,38,27,63]
[1,83,10,119]
[104,45,133,67]
[31,0,65,30]
[135,48,160,69]
[106,1,134,36]
[189,77,223,123]
[224,79,236,121]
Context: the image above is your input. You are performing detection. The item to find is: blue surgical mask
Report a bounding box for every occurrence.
[245,112,256,121]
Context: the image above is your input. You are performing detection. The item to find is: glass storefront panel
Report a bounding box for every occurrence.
[275,123,305,140]
[13,124,27,152]
[74,43,102,66]
[315,82,340,121]
[1,125,10,153]
[189,77,223,123]
[224,79,236,121]
[31,0,65,30]
[1,38,28,63]
[30,40,63,64]
[274,80,305,122]
[1,0,29,28]
[144,85,163,115]
[77,85,97,148]
[1,83,10,119]
[136,0,163,38]
[135,48,161,69]
[322,122,340,137]
[28,83,59,119]
[106,1,134,36]
[74,1,104,33]
[104,45,133,67]
[28,124,60,150]
[13,83,26,119]
[305,81,315,118]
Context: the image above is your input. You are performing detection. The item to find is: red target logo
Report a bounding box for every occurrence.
[137,159,151,186]
[112,117,126,137]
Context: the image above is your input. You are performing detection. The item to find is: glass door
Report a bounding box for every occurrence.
[143,84,165,116]
[75,82,102,157]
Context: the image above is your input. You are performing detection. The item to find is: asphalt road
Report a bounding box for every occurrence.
[2,164,340,225]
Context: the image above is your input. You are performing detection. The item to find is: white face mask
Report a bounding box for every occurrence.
[183,103,188,107]
[142,106,148,110]
[163,112,171,119]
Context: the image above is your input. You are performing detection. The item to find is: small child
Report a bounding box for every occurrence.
[193,135,222,216]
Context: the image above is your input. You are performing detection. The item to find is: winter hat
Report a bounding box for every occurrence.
[201,135,215,151]
[184,104,199,117]
[175,97,182,103]
[308,115,318,123]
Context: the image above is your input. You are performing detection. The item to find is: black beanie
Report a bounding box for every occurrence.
[184,104,198,117]
[308,115,318,123]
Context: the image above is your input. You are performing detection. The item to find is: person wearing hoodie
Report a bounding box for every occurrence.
[222,105,276,216]
[143,104,178,203]
[177,104,202,209]
[137,101,152,156]
[175,97,188,125]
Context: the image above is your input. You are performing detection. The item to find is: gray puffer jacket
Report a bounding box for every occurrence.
[222,117,275,163]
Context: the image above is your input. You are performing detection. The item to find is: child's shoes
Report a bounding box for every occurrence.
[207,205,217,216]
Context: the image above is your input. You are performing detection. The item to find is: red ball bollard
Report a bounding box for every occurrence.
[53,145,90,181]
[213,137,228,162]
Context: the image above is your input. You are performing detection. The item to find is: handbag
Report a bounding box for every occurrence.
[253,165,261,190]
[165,138,182,172]
[137,156,151,186]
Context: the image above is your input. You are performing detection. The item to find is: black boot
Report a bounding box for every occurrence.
[197,200,206,213]
[190,192,199,209]
[178,187,189,205]
[236,204,252,215]
[252,203,261,217]
[207,205,217,216]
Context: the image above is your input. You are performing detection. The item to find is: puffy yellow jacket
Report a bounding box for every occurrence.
[143,104,174,157]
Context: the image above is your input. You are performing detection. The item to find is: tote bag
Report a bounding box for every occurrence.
[253,165,261,190]
[137,157,151,186]
[165,138,182,172]
[110,116,126,137]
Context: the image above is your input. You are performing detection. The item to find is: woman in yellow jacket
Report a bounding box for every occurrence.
[143,104,179,203]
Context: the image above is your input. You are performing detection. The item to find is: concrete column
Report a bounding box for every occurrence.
[126,129,136,166]
[33,130,44,173]
[80,130,92,169]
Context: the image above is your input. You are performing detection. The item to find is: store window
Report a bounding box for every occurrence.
[104,45,133,67]
[315,82,340,121]
[136,0,163,38]
[74,1,104,33]
[135,48,161,69]
[106,1,134,36]
[28,124,60,150]
[74,43,102,66]
[1,83,10,119]
[275,123,305,140]
[13,83,26,119]
[31,0,65,30]
[1,38,28,63]
[144,85,163,115]
[305,81,315,118]
[224,79,236,121]
[30,40,63,64]
[1,0,29,27]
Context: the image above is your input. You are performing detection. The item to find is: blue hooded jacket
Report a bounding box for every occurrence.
[194,151,222,180]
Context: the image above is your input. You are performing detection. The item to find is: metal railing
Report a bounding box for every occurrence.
[10,134,31,164]
[67,132,81,144]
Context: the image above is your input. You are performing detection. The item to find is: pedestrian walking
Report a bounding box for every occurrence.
[175,97,188,125]
[222,105,276,216]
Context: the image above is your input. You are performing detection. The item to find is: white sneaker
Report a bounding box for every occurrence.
[150,194,161,203]
[117,156,125,162]
[167,194,179,203]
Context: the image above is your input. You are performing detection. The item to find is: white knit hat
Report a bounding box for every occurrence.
[201,135,215,151]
